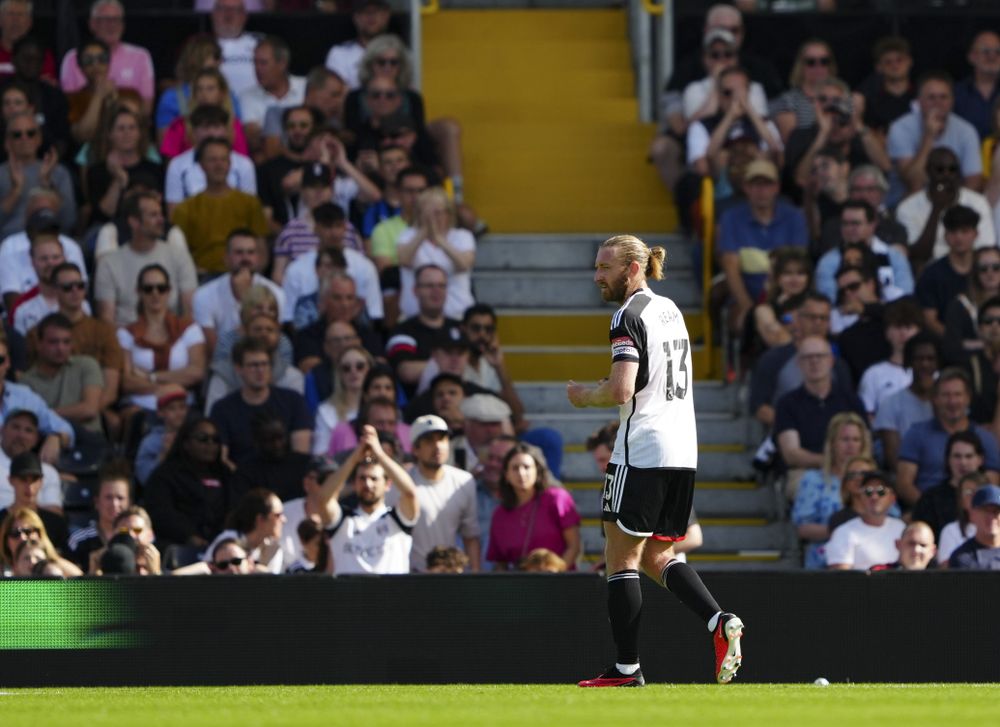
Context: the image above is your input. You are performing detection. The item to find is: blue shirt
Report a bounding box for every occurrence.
[887,111,983,177]
[815,239,914,303]
[898,418,1000,491]
[155,84,243,130]
[719,200,808,300]
[953,76,1000,141]
[134,426,165,485]
[0,382,74,445]
[949,537,1000,570]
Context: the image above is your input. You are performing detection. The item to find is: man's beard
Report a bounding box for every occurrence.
[600,269,630,303]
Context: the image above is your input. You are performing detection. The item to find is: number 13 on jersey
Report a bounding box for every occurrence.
[662,339,689,400]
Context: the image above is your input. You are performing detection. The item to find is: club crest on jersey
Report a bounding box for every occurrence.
[611,336,637,359]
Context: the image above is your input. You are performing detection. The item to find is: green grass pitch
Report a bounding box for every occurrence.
[1,684,997,727]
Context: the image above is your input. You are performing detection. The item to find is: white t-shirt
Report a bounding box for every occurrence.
[205,528,284,574]
[217,34,261,97]
[0,448,62,510]
[116,321,205,410]
[280,496,307,572]
[858,361,912,416]
[896,187,996,260]
[238,75,306,126]
[312,401,356,455]
[937,520,976,565]
[0,232,88,296]
[325,40,364,90]
[192,272,290,333]
[397,228,477,321]
[93,222,189,262]
[415,358,502,396]
[390,464,479,571]
[282,247,383,321]
[686,117,782,164]
[164,148,257,205]
[682,78,768,121]
[328,503,416,574]
[825,516,905,570]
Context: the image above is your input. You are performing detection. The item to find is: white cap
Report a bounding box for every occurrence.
[410,414,450,445]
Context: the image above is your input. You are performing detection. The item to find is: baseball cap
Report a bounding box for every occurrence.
[26,208,60,235]
[972,484,1000,509]
[410,414,449,446]
[100,534,138,575]
[703,28,736,47]
[10,452,42,479]
[156,385,188,410]
[431,326,471,352]
[302,163,332,188]
[744,159,779,183]
[307,455,336,479]
[460,394,512,423]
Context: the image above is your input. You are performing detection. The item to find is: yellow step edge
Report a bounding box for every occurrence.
[564,481,758,491]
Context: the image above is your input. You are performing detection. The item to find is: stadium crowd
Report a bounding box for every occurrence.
[1,0,999,578]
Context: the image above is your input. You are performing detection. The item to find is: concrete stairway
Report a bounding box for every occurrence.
[477,233,800,570]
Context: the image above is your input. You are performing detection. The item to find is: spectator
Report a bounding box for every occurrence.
[144,416,232,549]
[0,336,73,462]
[256,105,318,228]
[95,191,197,326]
[871,520,937,571]
[21,313,103,438]
[285,515,329,574]
[260,68,346,161]
[773,335,867,497]
[300,318,361,408]
[161,67,247,162]
[239,35,305,155]
[325,0,392,91]
[0,111,73,237]
[915,204,981,337]
[231,418,312,503]
[913,430,987,540]
[210,0,260,97]
[815,201,913,304]
[829,263,880,336]
[853,36,915,138]
[398,188,476,321]
[942,246,1000,364]
[960,295,1000,423]
[874,331,940,471]
[278,457,338,567]
[191,228,287,353]
[292,271,382,373]
[359,144,408,238]
[428,372,465,434]
[9,224,75,336]
[0,506,80,575]
[770,39,839,140]
[156,35,232,138]
[486,443,581,571]
[65,461,132,570]
[456,304,527,425]
[0,409,61,512]
[718,158,807,333]
[953,31,1000,141]
[65,38,135,145]
[312,345,373,456]
[6,35,70,156]
[791,412,872,569]
[448,393,516,474]
[205,487,286,573]
[948,484,1000,569]
[96,509,160,575]
[473,433,517,566]
[324,423,419,574]
[163,104,256,213]
[204,302,302,413]
[326,382,412,458]
[937,472,989,565]
[133,386,189,486]
[170,137,268,274]
[889,72,983,195]
[210,337,311,463]
[824,454,886,531]
[585,421,616,477]
[680,29,767,131]
[59,0,155,116]
[83,105,164,227]
[403,414,479,572]
[117,264,206,413]
[816,165,908,259]
[826,471,904,570]
[204,538,252,574]
[0,1,54,82]
[0,451,66,549]
[896,367,1000,507]
[856,300,922,418]
[425,544,469,573]
[744,247,811,360]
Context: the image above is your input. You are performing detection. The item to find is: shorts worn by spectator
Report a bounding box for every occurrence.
[0,410,61,512]
[0,201,86,308]
[170,137,268,274]
[952,31,1000,142]
[65,461,131,571]
[397,414,479,572]
[95,192,198,326]
[914,204,981,337]
[210,0,261,97]
[58,1,155,113]
[325,0,392,91]
[826,472,904,570]
[948,484,1000,569]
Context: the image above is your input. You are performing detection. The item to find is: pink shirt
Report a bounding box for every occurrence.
[59,43,155,101]
[327,421,413,457]
[486,487,581,567]
[160,116,249,159]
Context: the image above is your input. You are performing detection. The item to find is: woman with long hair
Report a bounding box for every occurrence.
[155,34,240,141]
[160,67,248,159]
[747,247,812,355]
[937,472,990,566]
[913,430,987,539]
[942,247,1000,364]
[486,444,581,570]
[771,39,839,141]
[791,413,872,569]
[313,345,373,455]
[206,488,286,574]
[68,37,143,144]
[0,508,82,577]
[326,365,412,456]
[118,264,206,412]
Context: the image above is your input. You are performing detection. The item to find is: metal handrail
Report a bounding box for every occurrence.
[699,176,716,379]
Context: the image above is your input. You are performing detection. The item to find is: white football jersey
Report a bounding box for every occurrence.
[609,287,697,470]
[327,504,416,574]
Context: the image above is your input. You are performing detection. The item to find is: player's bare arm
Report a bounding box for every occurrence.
[567,361,638,408]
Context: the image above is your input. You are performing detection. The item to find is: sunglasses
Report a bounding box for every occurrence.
[79,52,110,67]
[8,128,38,140]
[932,165,960,174]
[978,263,1000,273]
[838,280,863,295]
[804,56,831,67]
[466,323,496,335]
[213,557,244,569]
[863,486,889,497]
[9,526,40,538]
[118,526,144,536]
[368,90,400,100]
[191,433,220,444]
[374,57,401,66]
[140,283,170,294]
[708,50,736,61]
[980,316,1000,327]
[340,361,368,373]
[59,281,86,292]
